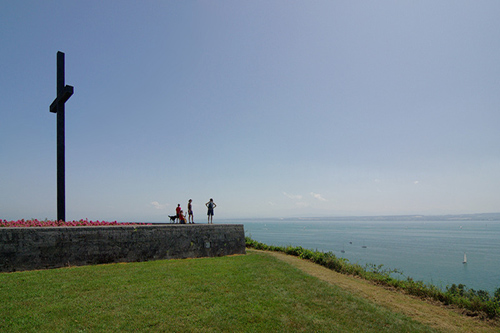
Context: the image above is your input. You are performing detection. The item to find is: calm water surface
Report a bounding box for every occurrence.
[240,219,500,293]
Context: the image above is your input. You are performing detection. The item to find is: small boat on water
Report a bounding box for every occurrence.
[463,252,467,264]
[362,245,367,248]
[341,244,345,253]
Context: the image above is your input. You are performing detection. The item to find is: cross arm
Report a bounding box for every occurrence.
[50,85,74,113]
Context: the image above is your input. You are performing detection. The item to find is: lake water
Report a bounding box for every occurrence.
[235,219,500,294]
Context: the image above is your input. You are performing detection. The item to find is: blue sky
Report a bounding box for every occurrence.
[1,1,499,221]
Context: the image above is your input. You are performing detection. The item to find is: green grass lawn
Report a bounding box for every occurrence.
[0,251,435,332]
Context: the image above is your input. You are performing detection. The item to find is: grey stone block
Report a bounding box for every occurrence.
[0,224,246,272]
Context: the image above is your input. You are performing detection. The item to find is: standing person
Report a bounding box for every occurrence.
[176,204,181,223]
[187,199,194,224]
[206,198,216,224]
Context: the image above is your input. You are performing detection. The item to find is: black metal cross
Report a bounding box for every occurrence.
[49,51,74,222]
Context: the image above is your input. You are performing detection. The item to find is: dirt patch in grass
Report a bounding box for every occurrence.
[253,249,500,333]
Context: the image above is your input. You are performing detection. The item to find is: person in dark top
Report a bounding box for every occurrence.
[187,199,194,224]
[206,198,216,224]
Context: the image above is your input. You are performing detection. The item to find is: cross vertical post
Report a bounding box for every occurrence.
[50,51,74,222]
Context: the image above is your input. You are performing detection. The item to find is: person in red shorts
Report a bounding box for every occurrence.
[176,204,181,223]
[178,210,187,224]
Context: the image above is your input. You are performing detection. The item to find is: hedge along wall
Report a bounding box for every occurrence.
[0,224,245,272]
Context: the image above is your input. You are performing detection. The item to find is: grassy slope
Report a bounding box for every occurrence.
[0,251,434,332]
[263,249,500,333]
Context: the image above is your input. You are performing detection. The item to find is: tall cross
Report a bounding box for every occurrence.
[49,51,74,222]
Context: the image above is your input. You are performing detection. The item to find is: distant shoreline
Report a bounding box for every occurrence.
[220,212,500,223]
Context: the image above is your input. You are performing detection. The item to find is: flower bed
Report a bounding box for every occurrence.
[0,219,151,228]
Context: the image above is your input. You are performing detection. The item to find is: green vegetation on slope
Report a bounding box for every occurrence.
[0,252,434,332]
[245,237,500,319]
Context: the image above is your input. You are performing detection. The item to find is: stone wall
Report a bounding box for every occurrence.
[0,224,245,272]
